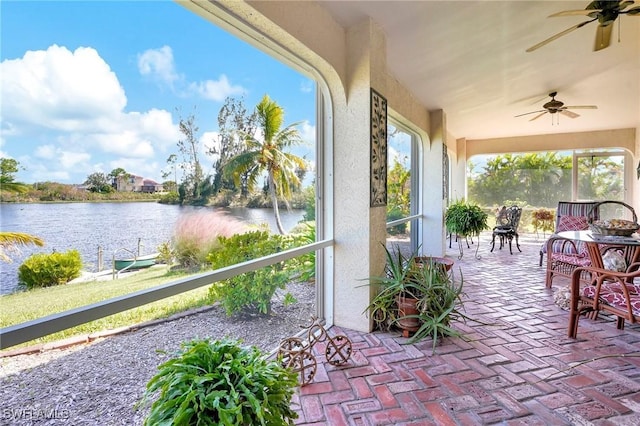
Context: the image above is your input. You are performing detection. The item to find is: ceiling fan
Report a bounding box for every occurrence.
[515,92,598,122]
[526,0,640,52]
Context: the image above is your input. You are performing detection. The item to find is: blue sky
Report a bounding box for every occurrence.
[0,1,316,185]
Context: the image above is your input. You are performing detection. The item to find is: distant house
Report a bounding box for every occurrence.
[114,175,163,193]
[141,179,163,193]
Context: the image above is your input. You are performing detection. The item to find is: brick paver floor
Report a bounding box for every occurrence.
[292,233,640,425]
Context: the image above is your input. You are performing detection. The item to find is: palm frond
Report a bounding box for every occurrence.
[0,232,45,248]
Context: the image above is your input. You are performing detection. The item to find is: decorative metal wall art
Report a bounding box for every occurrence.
[443,144,449,201]
[370,88,388,207]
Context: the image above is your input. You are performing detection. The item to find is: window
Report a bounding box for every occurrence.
[386,121,420,252]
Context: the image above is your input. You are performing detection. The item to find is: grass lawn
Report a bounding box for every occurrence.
[0,266,214,349]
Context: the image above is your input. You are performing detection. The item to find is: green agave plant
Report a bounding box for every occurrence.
[138,338,298,426]
[363,244,468,353]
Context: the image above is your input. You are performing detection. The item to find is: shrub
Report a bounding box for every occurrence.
[18,249,82,289]
[171,211,246,269]
[139,338,298,426]
[158,191,180,204]
[286,222,316,282]
[207,230,295,315]
[386,206,407,235]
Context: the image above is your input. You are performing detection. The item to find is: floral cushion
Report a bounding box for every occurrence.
[541,216,590,256]
[557,215,589,232]
[582,282,640,316]
[550,252,591,267]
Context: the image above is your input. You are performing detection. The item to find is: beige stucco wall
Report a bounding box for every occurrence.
[466,128,636,158]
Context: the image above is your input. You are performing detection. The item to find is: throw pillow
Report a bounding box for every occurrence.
[557,215,589,232]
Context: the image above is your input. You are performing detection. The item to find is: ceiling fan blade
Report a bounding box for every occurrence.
[514,109,546,118]
[594,23,613,51]
[529,112,548,121]
[560,110,580,119]
[623,6,640,14]
[565,105,598,109]
[619,1,636,11]
[526,18,596,52]
[549,9,601,17]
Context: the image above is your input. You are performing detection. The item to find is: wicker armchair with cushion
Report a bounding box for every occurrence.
[542,201,600,288]
[539,201,600,267]
[568,263,640,338]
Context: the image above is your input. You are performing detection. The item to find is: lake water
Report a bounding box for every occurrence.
[0,202,305,295]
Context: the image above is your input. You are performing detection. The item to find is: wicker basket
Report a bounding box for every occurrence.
[588,201,639,237]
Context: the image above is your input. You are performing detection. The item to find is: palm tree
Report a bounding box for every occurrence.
[0,232,45,263]
[224,95,307,234]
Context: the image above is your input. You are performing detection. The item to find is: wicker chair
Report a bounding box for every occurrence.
[542,201,600,288]
[568,263,640,338]
[539,201,600,267]
[545,200,638,289]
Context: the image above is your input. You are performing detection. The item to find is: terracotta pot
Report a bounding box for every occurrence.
[396,295,420,336]
[414,256,454,272]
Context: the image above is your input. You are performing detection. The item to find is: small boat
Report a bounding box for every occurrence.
[114,253,159,271]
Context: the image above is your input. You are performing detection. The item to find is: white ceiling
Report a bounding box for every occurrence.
[320,1,640,141]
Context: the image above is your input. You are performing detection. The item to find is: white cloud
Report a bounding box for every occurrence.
[22,148,92,183]
[300,79,314,93]
[1,45,182,177]
[137,45,180,86]
[1,45,127,131]
[188,74,245,102]
[34,144,56,159]
[298,120,315,145]
[92,131,155,158]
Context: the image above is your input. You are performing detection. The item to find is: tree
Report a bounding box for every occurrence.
[0,232,45,263]
[162,154,178,189]
[84,172,114,193]
[108,168,130,190]
[162,180,177,193]
[468,153,572,208]
[0,158,29,193]
[170,113,212,204]
[224,95,308,234]
[209,97,258,196]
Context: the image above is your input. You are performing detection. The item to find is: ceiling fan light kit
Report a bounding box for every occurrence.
[526,0,640,53]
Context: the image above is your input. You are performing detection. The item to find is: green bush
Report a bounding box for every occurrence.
[207,230,295,315]
[286,222,316,282]
[139,338,298,426]
[158,191,180,204]
[18,249,82,289]
[386,206,407,235]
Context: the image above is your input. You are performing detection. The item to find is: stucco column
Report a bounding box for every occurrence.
[332,19,387,332]
[420,110,447,255]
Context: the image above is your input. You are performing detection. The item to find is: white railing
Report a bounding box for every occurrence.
[0,240,332,350]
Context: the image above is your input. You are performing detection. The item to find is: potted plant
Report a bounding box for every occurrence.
[405,259,466,353]
[363,245,466,352]
[363,246,423,335]
[445,200,489,258]
[138,338,298,425]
